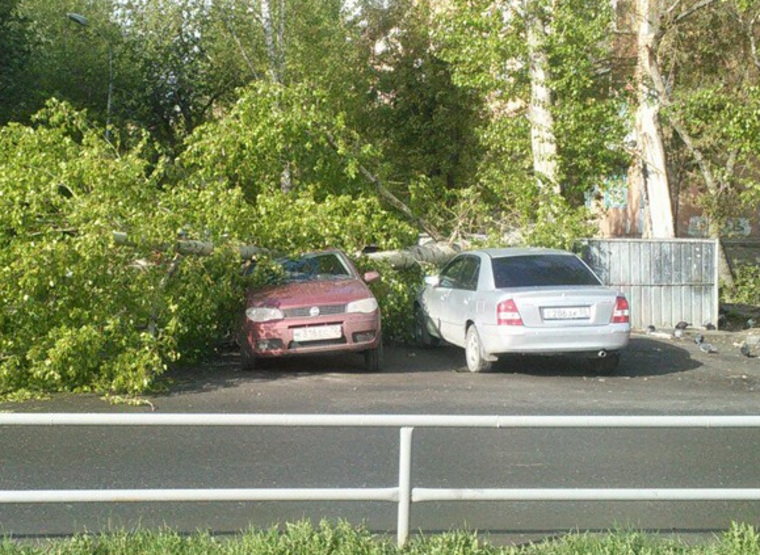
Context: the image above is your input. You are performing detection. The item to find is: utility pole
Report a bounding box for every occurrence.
[67,12,114,141]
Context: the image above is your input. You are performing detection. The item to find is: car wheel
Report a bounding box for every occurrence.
[364,340,384,372]
[589,353,620,374]
[414,305,438,347]
[240,348,257,371]
[465,325,491,373]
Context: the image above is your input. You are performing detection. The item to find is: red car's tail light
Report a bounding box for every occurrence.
[612,296,630,324]
[497,299,523,326]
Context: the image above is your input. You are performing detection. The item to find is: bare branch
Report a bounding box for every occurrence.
[748,13,760,70]
[672,0,719,25]
[219,11,260,80]
[323,132,444,242]
[666,0,685,16]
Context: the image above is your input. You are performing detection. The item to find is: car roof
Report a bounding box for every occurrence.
[465,247,577,259]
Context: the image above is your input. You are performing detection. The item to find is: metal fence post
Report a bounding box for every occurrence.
[397,426,413,548]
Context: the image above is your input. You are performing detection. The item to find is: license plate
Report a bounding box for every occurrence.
[542,306,591,321]
[293,324,342,342]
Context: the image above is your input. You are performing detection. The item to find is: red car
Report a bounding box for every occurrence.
[239,249,383,371]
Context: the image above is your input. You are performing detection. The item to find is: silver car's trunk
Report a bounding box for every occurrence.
[508,287,618,327]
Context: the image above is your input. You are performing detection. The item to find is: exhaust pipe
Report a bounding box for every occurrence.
[597,350,608,358]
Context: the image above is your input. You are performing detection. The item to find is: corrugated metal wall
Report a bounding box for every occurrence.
[582,239,719,330]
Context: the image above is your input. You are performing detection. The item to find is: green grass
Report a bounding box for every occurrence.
[1,521,759,555]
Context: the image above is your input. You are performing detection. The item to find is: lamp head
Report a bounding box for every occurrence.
[67,13,89,27]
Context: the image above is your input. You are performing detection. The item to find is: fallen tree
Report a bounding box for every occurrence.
[112,231,460,269]
[363,243,460,269]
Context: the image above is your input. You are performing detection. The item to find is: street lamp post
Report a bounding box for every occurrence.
[67,12,113,140]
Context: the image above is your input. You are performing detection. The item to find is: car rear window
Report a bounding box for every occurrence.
[492,254,601,288]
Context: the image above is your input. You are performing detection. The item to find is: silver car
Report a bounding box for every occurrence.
[414,248,631,373]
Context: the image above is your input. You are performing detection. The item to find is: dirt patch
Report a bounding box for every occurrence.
[720,303,760,332]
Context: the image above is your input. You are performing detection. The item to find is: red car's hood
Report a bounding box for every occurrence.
[247,278,373,308]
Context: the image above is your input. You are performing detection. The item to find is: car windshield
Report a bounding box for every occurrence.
[492,254,601,288]
[279,252,353,282]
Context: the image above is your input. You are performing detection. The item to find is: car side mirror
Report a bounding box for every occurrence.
[363,270,380,284]
[424,275,440,287]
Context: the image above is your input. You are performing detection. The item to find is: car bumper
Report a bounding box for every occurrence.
[480,323,630,356]
[241,312,381,358]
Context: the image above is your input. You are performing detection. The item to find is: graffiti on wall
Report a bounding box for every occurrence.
[688,216,752,238]
[586,175,628,210]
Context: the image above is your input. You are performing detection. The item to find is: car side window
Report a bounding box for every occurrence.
[459,257,480,291]
[439,257,479,290]
[439,258,466,289]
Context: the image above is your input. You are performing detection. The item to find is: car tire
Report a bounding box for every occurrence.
[589,353,620,374]
[240,348,257,371]
[364,340,384,372]
[414,305,439,348]
[465,325,491,373]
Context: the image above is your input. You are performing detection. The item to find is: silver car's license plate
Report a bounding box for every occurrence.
[542,306,591,321]
[293,324,342,342]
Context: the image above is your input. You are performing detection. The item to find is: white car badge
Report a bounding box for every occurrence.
[309,306,320,317]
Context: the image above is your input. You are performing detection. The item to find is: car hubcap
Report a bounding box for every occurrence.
[467,331,479,368]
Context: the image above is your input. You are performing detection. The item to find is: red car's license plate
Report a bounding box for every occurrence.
[293,325,342,342]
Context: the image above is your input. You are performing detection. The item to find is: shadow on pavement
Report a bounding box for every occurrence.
[160,336,703,397]
[487,337,702,378]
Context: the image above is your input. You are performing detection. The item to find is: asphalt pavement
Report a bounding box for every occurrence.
[2,329,760,543]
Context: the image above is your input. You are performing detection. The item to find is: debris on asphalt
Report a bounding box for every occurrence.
[699,342,717,354]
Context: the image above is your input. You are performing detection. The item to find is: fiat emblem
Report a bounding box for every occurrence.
[309,306,320,317]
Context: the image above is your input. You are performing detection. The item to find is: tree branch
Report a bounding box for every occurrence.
[672,0,719,25]
[322,131,445,242]
[219,11,260,80]
[747,12,760,70]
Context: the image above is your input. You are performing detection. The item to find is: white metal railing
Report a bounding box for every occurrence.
[2,413,760,547]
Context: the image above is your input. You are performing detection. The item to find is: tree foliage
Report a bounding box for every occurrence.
[355,0,484,232]
[0,101,253,395]
[0,0,34,124]
[653,0,760,234]
[180,82,365,200]
[433,0,630,239]
[13,0,120,127]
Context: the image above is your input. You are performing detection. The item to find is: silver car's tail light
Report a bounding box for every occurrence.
[611,296,630,323]
[497,299,524,326]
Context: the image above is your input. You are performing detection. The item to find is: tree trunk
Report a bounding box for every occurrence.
[635,0,675,238]
[525,6,560,196]
[639,0,733,281]
[260,0,280,83]
[112,231,457,269]
[364,243,460,269]
[112,232,270,260]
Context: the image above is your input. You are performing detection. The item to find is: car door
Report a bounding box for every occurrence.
[439,256,480,347]
[425,256,467,340]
